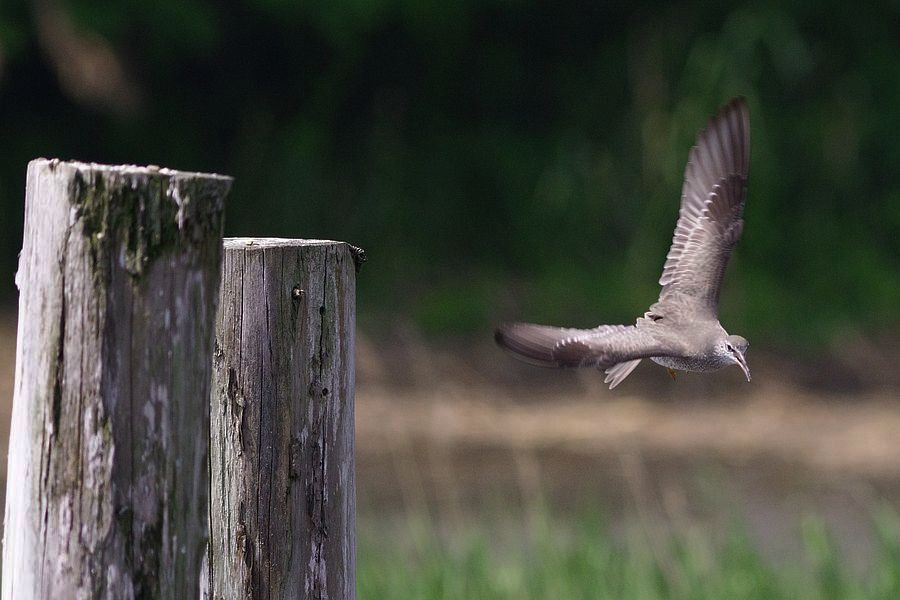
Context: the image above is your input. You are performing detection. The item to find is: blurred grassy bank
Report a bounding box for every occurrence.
[359,510,900,599]
[1,311,900,596]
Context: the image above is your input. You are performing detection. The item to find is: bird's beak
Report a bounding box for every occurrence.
[734,350,751,382]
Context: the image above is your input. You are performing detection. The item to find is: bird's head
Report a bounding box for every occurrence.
[719,334,750,381]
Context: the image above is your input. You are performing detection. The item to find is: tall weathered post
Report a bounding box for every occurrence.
[3,159,230,598]
[208,238,357,599]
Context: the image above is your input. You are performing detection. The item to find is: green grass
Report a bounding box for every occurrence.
[359,509,900,599]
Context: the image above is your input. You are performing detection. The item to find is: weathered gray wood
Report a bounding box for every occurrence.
[3,159,230,599]
[209,238,356,599]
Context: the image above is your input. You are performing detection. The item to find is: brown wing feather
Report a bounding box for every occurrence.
[495,323,669,369]
[658,98,750,316]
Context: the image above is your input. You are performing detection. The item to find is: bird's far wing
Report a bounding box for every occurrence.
[658,98,750,317]
[495,323,671,370]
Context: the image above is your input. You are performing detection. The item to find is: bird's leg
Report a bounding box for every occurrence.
[667,368,678,381]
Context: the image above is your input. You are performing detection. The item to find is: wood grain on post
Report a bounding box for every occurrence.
[2,159,230,598]
[209,238,357,599]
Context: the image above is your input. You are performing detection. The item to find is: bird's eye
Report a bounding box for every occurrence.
[725,342,733,352]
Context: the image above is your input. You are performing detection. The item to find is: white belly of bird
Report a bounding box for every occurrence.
[651,355,727,373]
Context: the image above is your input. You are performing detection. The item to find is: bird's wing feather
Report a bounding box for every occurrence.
[658,98,750,317]
[495,323,673,369]
[603,359,642,389]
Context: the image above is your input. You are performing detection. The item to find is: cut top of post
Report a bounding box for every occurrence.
[225,237,343,249]
[32,158,233,182]
[24,158,233,279]
[224,238,366,273]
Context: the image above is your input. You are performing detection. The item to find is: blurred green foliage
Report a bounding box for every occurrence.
[0,1,898,344]
[359,509,900,599]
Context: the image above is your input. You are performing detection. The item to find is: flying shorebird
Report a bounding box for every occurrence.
[495,98,751,389]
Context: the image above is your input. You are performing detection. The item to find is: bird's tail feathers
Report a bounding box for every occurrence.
[603,359,642,389]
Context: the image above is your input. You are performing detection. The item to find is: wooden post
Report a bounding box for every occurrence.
[208,238,357,599]
[2,159,230,598]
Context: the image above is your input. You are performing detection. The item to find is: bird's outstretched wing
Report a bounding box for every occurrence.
[658,98,750,317]
[495,323,671,371]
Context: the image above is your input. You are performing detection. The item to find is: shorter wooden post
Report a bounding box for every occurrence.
[209,238,357,599]
[3,159,230,598]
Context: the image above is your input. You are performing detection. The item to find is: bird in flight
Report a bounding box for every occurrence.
[496,98,751,389]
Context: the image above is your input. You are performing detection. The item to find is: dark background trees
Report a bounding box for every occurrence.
[1,0,897,346]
